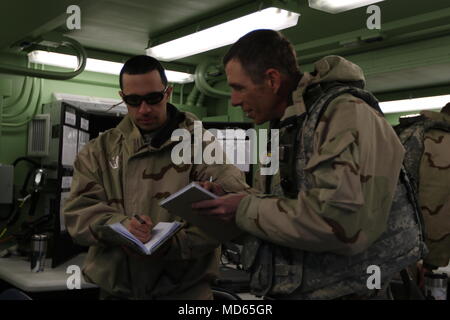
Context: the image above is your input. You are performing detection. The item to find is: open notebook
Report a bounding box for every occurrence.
[108,221,182,255]
[159,182,242,242]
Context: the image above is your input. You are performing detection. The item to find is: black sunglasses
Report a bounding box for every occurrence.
[122,87,168,107]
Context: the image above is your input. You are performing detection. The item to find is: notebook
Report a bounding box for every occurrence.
[108,221,182,255]
[160,182,218,206]
[159,182,243,242]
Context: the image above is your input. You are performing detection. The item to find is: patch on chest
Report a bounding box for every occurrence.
[109,155,119,169]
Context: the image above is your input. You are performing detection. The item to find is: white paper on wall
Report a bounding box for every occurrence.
[65,111,76,126]
[59,191,71,231]
[61,176,73,190]
[62,126,78,166]
[80,118,89,131]
[77,130,90,153]
[211,129,253,172]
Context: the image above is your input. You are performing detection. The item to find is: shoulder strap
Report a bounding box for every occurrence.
[301,84,383,174]
[277,84,384,196]
[298,83,383,194]
[303,84,427,245]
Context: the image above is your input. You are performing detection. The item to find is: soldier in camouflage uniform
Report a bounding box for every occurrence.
[420,104,450,270]
[63,56,249,299]
[193,30,426,299]
[396,103,450,279]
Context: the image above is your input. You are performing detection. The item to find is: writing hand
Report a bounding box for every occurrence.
[128,215,153,243]
[197,181,226,196]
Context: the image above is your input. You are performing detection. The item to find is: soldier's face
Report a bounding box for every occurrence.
[225,59,281,125]
[120,70,172,132]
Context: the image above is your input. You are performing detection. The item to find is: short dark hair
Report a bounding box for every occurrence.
[119,55,168,90]
[441,102,450,115]
[223,29,300,84]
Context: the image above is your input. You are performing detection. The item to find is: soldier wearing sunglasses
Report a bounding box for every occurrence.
[64,55,249,300]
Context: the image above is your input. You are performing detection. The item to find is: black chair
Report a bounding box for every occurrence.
[0,288,32,300]
[212,287,242,300]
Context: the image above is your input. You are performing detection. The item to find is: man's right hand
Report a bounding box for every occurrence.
[197,181,226,196]
[127,215,153,243]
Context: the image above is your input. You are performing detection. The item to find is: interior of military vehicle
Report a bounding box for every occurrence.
[0,0,449,300]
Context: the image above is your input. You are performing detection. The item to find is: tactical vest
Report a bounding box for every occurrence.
[242,83,428,299]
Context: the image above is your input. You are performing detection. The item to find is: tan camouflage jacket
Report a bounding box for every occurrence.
[63,105,249,299]
[236,56,405,256]
[419,110,450,268]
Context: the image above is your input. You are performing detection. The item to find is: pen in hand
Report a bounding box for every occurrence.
[131,215,153,244]
[199,176,225,196]
[134,214,146,225]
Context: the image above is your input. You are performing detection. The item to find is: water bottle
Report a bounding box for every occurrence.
[424,272,448,300]
[30,234,48,272]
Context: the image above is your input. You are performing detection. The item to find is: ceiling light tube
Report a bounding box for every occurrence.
[28,50,194,83]
[308,0,385,14]
[146,7,300,61]
[379,94,450,114]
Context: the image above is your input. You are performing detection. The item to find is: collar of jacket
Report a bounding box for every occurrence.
[277,72,317,128]
[279,56,367,127]
[116,103,186,153]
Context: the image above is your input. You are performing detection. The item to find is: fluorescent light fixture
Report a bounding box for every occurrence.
[146,7,300,61]
[379,94,450,114]
[27,50,194,83]
[308,0,385,14]
[165,70,195,84]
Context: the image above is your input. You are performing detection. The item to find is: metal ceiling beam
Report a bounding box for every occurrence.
[0,0,85,50]
[295,7,450,64]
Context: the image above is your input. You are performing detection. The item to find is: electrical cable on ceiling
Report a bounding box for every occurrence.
[2,64,44,128]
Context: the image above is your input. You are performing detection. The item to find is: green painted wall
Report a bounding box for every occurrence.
[0,52,119,184]
[0,51,202,185]
[0,52,126,233]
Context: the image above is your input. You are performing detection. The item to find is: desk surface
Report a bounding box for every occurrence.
[0,253,97,292]
[1,252,447,294]
[437,264,450,278]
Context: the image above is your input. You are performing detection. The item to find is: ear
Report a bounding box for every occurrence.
[166,86,173,99]
[264,68,282,93]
